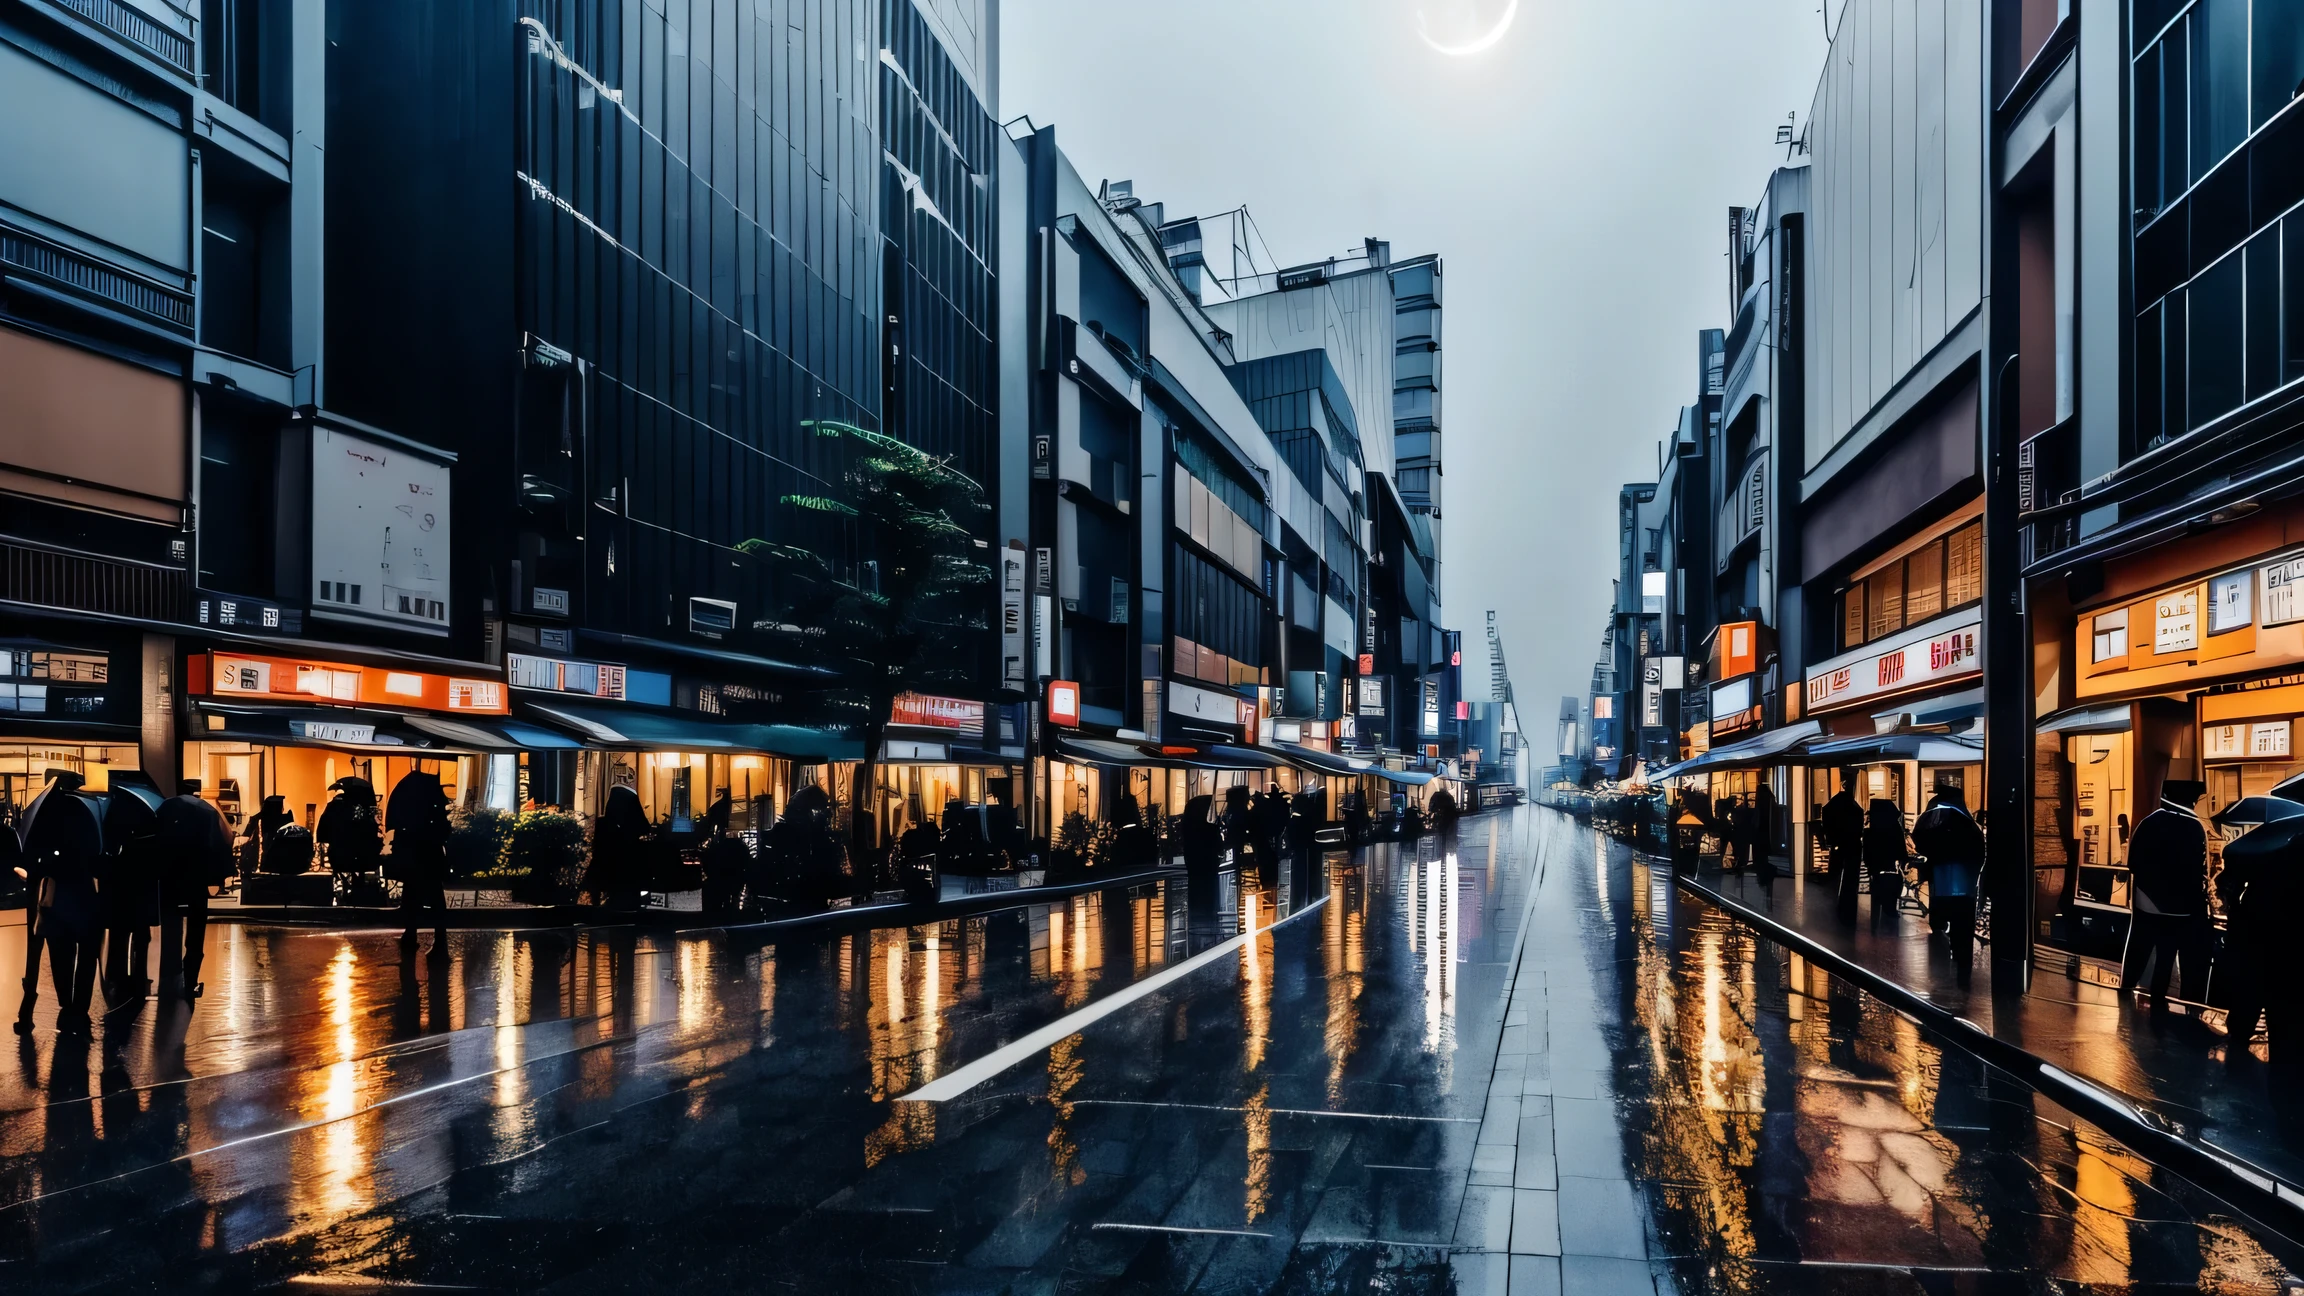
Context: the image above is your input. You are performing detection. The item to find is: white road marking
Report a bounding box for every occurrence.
[899,894,1329,1103]
[1092,1223,1274,1239]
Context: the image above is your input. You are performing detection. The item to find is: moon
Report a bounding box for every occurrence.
[1416,0,1519,56]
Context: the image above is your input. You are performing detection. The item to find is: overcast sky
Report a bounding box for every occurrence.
[999,0,1830,724]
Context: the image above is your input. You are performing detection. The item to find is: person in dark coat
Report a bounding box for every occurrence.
[1716,796,1744,873]
[157,781,232,1001]
[1862,799,1908,928]
[101,781,166,1004]
[1821,775,1866,922]
[1429,788,1460,841]
[2120,779,2209,1007]
[387,771,453,950]
[1913,785,1987,984]
[4,803,33,1033]
[1114,794,1156,872]
[316,777,382,877]
[587,784,653,912]
[1753,784,1779,884]
[21,774,107,1034]
[1220,785,1255,863]
[1736,796,1771,892]
[1181,793,1222,877]
[245,794,295,875]
[699,789,753,915]
[1343,792,1371,846]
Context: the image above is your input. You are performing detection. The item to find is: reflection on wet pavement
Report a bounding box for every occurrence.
[4,809,2303,1293]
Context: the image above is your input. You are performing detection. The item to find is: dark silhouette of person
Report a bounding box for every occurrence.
[100,781,166,1005]
[22,774,106,1034]
[1343,792,1371,846]
[699,788,752,915]
[1913,785,1986,985]
[1863,799,1908,928]
[1754,783,1779,881]
[157,781,232,1001]
[316,776,381,877]
[1716,795,1743,872]
[1736,796,1770,893]
[2224,824,2304,1074]
[1821,774,1866,922]
[1429,787,1460,841]
[387,771,453,950]
[1252,786,1290,869]
[1221,785,1254,863]
[1400,798,1427,841]
[1181,794,1221,878]
[894,801,941,899]
[2121,779,2209,1007]
[245,794,295,875]
[587,784,653,912]
[1113,794,1155,871]
[7,798,40,1034]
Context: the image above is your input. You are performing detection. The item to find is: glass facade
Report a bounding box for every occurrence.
[512,0,886,651]
[2132,0,2304,453]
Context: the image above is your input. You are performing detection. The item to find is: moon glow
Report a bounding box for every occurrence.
[1416,0,1520,56]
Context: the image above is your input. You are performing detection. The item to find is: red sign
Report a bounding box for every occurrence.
[890,692,985,739]
[1046,679,1080,727]
[1359,653,1375,675]
[1455,700,1470,720]
[192,652,507,715]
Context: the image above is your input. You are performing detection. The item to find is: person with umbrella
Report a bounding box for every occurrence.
[1913,782,1987,984]
[2216,798,2304,1066]
[100,779,166,1006]
[1821,772,1866,922]
[316,776,382,879]
[20,771,107,1034]
[387,770,453,951]
[157,781,232,1001]
[2121,779,2209,1008]
[1863,798,1908,929]
[699,788,751,914]
[244,793,294,875]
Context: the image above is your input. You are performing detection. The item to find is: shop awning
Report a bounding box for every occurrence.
[1370,765,1438,787]
[1208,744,1289,770]
[2037,703,2132,736]
[1872,687,1987,732]
[1807,731,1984,765]
[879,738,1024,765]
[1273,743,1375,777]
[403,715,584,752]
[191,703,471,755]
[520,701,862,761]
[1048,734,1277,772]
[1649,720,1823,781]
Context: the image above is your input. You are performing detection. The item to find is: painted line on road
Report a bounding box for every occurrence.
[900,894,1328,1104]
[1073,1099,1476,1124]
[1092,1222,1274,1239]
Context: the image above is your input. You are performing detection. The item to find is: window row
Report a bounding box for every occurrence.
[2137,215,2304,452]
[2133,0,2304,221]
[1838,520,1983,651]
[1172,549,1265,670]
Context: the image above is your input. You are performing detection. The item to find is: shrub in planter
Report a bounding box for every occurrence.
[445,807,515,881]
[503,810,587,904]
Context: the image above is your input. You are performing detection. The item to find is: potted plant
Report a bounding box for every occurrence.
[445,807,515,881]
[503,810,587,905]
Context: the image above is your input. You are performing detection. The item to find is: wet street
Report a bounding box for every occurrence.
[3,808,2302,1293]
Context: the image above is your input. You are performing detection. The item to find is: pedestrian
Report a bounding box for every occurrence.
[1717,795,1743,873]
[1114,794,1155,871]
[699,789,752,914]
[1343,792,1371,846]
[244,794,294,874]
[2120,778,2209,1008]
[21,773,106,1034]
[1754,783,1779,885]
[1821,774,1865,923]
[1430,787,1460,841]
[1862,798,1907,928]
[316,776,381,878]
[386,770,453,952]
[4,802,34,1034]
[586,784,653,911]
[1181,793,1221,877]
[100,781,166,1005]
[1255,785,1291,867]
[1912,783,1986,984]
[1738,795,1771,892]
[156,781,231,1001]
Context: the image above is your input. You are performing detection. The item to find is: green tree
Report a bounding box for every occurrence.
[741,421,992,866]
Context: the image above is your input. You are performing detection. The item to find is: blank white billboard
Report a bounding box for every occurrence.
[311,427,451,633]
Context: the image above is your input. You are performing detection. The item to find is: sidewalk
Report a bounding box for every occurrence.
[1681,864,2304,1239]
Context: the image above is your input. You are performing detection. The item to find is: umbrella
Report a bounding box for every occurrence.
[103,782,163,844]
[2216,815,2304,869]
[386,771,447,833]
[2213,796,2304,830]
[21,782,105,861]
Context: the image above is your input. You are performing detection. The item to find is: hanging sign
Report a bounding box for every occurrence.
[2154,590,2198,655]
[1804,619,1979,712]
[193,652,507,714]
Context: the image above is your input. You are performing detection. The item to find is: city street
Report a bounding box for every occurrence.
[4,809,2295,1293]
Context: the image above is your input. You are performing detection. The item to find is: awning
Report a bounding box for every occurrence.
[1371,765,1438,787]
[1872,687,1986,732]
[1049,734,1276,771]
[2037,703,2132,736]
[1274,743,1374,777]
[1208,744,1289,770]
[879,738,1024,765]
[191,703,472,755]
[1808,732,1985,765]
[403,715,584,752]
[519,701,862,761]
[1649,720,1822,781]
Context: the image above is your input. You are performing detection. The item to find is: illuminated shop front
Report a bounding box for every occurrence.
[873,692,1022,842]
[182,650,513,839]
[0,634,151,816]
[2037,519,2304,966]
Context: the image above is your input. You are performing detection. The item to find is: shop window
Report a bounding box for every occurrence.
[1868,563,1905,642]
[2092,608,2130,662]
[1945,522,1983,606]
[1906,543,1945,623]
[1837,520,1984,652]
[1841,584,1865,651]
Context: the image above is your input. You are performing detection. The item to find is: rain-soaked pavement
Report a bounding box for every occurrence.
[1,808,2301,1293]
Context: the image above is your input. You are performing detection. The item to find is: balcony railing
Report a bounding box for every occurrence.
[2018,417,2079,564]
[53,0,194,73]
[0,539,190,625]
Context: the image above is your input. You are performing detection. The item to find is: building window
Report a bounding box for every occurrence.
[1839,519,1984,651]
[2092,608,2130,662]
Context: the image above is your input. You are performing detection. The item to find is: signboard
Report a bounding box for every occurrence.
[889,692,986,741]
[2209,571,2253,635]
[195,592,303,635]
[1046,679,1080,727]
[2266,555,2304,627]
[1710,677,1753,722]
[2255,720,2293,759]
[290,719,379,745]
[1422,678,1440,736]
[2205,723,2245,761]
[1001,545,1026,692]
[1169,679,1243,731]
[310,427,452,632]
[194,651,508,714]
[1804,619,1980,713]
[1712,621,1759,681]
[0,644,110,717]
[1357,677,1386,716]
[2154,590,2198,655]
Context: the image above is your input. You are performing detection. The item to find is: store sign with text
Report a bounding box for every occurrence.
[889,692,986,741]
[2154,590,2198,655]
[2206,719,2292,762]
[194,652,506,714]
[1804,619,1980,713]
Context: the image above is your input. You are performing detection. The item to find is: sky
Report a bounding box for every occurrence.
[998,0,1832,727]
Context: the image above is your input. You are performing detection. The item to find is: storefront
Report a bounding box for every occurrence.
[182,650,512,840]
[2037,516,2304,965]
[0,631,154,820]
[875,693,1022,842]
[1800,607,1984,870]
